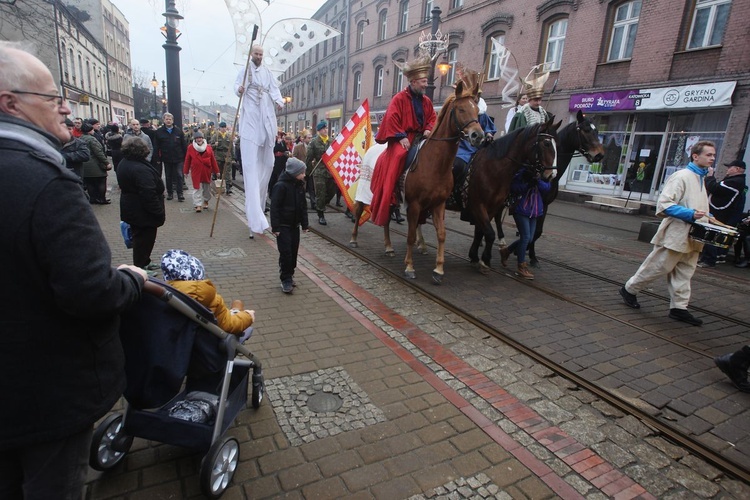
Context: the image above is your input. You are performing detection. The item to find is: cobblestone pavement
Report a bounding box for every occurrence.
[84,173,749,499]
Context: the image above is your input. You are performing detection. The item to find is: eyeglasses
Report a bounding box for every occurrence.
[11,90,66,107]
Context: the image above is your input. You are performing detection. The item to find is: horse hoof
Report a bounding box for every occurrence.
[479,262,491,275]
[530,259,540,269]
[349,241,358,248]
[404,270,416,279]
[385,250,395,257]
[432,271,443,285]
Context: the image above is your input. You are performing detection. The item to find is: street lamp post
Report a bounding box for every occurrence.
[161,80,167,114]
[282,96,292,133]
[150,73,158,118]
[162,0,184,127]
[425,6,442,102]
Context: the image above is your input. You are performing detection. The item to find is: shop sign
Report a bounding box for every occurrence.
[297,112,307,121]
[325,108,342,119]
[569,81,736,112]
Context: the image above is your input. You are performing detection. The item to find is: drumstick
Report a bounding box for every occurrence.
[707,217,736,229]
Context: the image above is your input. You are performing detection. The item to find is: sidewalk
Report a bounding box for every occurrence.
[84,175,748,499]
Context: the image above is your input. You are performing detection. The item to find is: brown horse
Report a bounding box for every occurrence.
[403,72,485,283]
[349,71,485,283]
[466,118,560,271]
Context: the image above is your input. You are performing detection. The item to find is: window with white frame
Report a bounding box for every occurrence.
[451,0,463,9]
[486,34,505,81]
[399,1,409,34]
[354,71,362,100]
[446,47,458,85]
[687,0,731,49]
[607,0,641,61]
[544,18,567,71]
[424,0,433,22]
[394,65,404,93]
[374,66,384,97]
[357,21,365,50]
[379,10,388,41]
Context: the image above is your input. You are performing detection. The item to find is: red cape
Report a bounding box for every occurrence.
[370,88,436,226]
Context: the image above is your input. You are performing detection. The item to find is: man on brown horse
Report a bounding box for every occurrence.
[369,54,437,227]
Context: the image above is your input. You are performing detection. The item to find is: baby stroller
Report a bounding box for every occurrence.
[89,278,264,498]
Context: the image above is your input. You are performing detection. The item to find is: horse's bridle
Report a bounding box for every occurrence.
[510,131,557,175]
[429,96,480,143]
[574,124,598,162]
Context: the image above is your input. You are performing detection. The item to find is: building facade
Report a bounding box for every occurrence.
[343,0,749,203]
[0,0,111,122]
[64,0,135,125]
[278,0,349,136]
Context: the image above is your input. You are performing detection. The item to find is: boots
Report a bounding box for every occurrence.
[500,246,511,267]
[516,262,534,280]
[317,211,327,225]
[391,207,404,224]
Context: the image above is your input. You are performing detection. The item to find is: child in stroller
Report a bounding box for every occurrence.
[90,272,264,498]
[160,249,255,341]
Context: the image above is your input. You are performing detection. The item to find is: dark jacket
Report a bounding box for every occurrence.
[80,133,109,177]
[61,137,90,179]
[0,114,144,450]
[706,173,747,225]
[117,157,166,228]
[154,125,187,163]
[270,171,309,232]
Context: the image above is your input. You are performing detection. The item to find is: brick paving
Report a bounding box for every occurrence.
[82,173,749,499]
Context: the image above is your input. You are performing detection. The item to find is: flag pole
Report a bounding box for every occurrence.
[210,25,258,237]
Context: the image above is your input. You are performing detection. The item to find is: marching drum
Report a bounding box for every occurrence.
[689,222,739,249]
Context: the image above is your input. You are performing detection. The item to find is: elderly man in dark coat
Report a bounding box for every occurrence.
[0,41,146,498]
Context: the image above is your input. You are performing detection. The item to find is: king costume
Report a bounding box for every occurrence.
[369,57,436,227]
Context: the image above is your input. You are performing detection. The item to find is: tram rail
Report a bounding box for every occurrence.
[308,212,750,485]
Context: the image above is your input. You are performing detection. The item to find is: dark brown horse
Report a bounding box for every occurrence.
[466,119,560,271]
[526,110,605,266]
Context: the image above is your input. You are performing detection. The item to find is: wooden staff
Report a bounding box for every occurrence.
[210,25,259,237]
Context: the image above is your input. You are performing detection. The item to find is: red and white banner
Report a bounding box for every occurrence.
[322,100,373,223]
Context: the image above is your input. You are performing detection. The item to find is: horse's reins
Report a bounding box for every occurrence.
[508,132,557,174]
[428,97,481,143]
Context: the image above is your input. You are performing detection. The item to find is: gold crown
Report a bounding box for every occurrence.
[522,63,551,99]
[395,55,432,81]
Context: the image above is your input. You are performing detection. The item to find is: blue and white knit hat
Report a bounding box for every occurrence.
[161,249,205,281]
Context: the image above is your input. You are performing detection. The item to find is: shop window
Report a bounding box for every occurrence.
[543,18,567,71]
[378,10,388,41]
[398,1,409,34]
[687,0,731,49]
[606,0,641,62]
[486,33,506,81]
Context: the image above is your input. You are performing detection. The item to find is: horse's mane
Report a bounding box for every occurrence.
[483,123,543,160]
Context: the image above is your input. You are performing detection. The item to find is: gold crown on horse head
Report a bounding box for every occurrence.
[522,63,552,100]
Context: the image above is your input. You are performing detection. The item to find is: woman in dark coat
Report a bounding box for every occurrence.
[106,123,124,171]
[116,136,166,273]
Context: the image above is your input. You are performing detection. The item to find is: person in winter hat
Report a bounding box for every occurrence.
[270,158,309,293]
[161,249,255,337]
[184,130,220,212]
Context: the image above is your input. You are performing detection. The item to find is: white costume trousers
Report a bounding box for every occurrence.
[625,245,699,310]
[241,140,272,234]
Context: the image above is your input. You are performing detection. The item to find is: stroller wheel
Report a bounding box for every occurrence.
[200,437,239,498]
[251,372,264,409]
[89,413,133,471]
